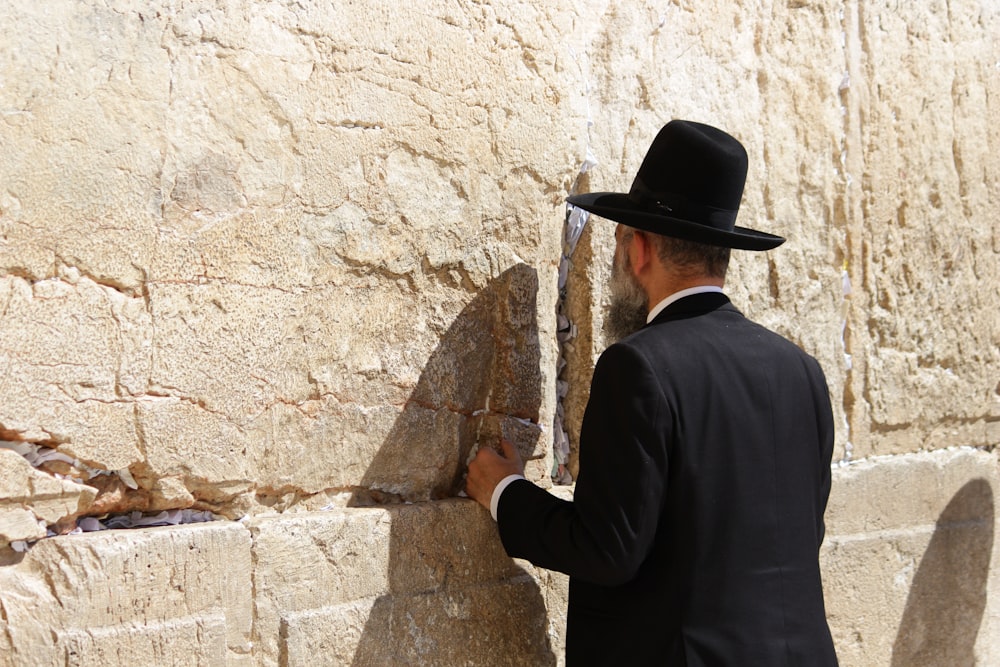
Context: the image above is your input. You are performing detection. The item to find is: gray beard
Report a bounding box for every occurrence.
[603,254,648,343]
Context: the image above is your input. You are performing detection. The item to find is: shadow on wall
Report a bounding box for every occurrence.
[891,478,995,667]
[348,263,557,666]
[353,262,545,504]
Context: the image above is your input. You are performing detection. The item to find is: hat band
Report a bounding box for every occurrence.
[628,181,737,232]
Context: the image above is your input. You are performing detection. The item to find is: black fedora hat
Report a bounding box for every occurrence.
[567,120,784,251]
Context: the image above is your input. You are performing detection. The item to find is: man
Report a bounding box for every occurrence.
[467,120,838,665]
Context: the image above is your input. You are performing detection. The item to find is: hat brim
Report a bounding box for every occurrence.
[567,192,785,251]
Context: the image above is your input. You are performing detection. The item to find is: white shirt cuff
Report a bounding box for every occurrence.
[490,474,525,521]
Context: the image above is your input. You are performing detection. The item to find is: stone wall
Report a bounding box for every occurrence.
[1,1,997,665]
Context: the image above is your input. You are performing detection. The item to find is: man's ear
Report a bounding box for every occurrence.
[629,230,654,276]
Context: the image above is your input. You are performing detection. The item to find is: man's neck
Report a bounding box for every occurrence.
[645,275,724,313]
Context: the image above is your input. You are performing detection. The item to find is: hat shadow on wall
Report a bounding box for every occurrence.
[891,478,994,667]
[348,262,557,665]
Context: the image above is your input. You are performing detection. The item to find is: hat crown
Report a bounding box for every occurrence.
[628,120,748,229]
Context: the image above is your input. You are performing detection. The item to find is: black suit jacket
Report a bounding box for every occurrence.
[498,293,837,665]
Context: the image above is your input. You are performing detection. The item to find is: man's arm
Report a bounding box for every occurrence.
[470,343,671,587]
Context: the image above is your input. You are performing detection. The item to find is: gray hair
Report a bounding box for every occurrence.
[641,230,731,279]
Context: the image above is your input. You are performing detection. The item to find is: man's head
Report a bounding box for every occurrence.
[569,119,782,341]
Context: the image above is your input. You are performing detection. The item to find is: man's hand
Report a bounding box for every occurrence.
[466,439,524,511]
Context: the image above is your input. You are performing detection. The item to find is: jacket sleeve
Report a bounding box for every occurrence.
[497,342,671,586]
[807,354,835,547]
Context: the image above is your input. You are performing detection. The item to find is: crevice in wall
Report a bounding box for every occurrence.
[835,0,866,464]
[245,516,264,667]
[551,37,599,485]
[553,200,591,485]
[553,117,599,484]
[1,267,146,301]
[0,439,132,487]
[251,483,342,511]
[0,436,224,554]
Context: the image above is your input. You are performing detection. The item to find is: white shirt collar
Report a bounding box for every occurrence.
[646,285,725,324]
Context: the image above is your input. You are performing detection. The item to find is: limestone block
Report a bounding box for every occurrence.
[0,276,146,469]
[822,448,999,666]
[57,615,229,667]
[0,1,162,294]
[275,600,377,667]
[277,580,555,667]
[530,566,571,667]
[137,262,545,508]
[249,500,555,667]
[0,509,45,548]
[135,396,255,515]
[347,263,545,502]
[0,522,252,666]
[0,449,96,546]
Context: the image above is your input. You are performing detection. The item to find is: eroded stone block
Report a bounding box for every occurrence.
[822,448,999,666]
[0,449,96,545]
[0,522,252,666]
[58,615,229,667]
[249,500,553,666]
[276,576,557,667]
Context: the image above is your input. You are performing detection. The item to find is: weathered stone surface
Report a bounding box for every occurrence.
[0,0,565,519]
[0,276,146,469]
[0,449,96,546]
[0,521,252,666]
[822,448,999,666]
[249,500,556,666]
[276,577,556,667]
[560,0,1000,465]
[839,0,1000,458]
[57,615,230,667]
